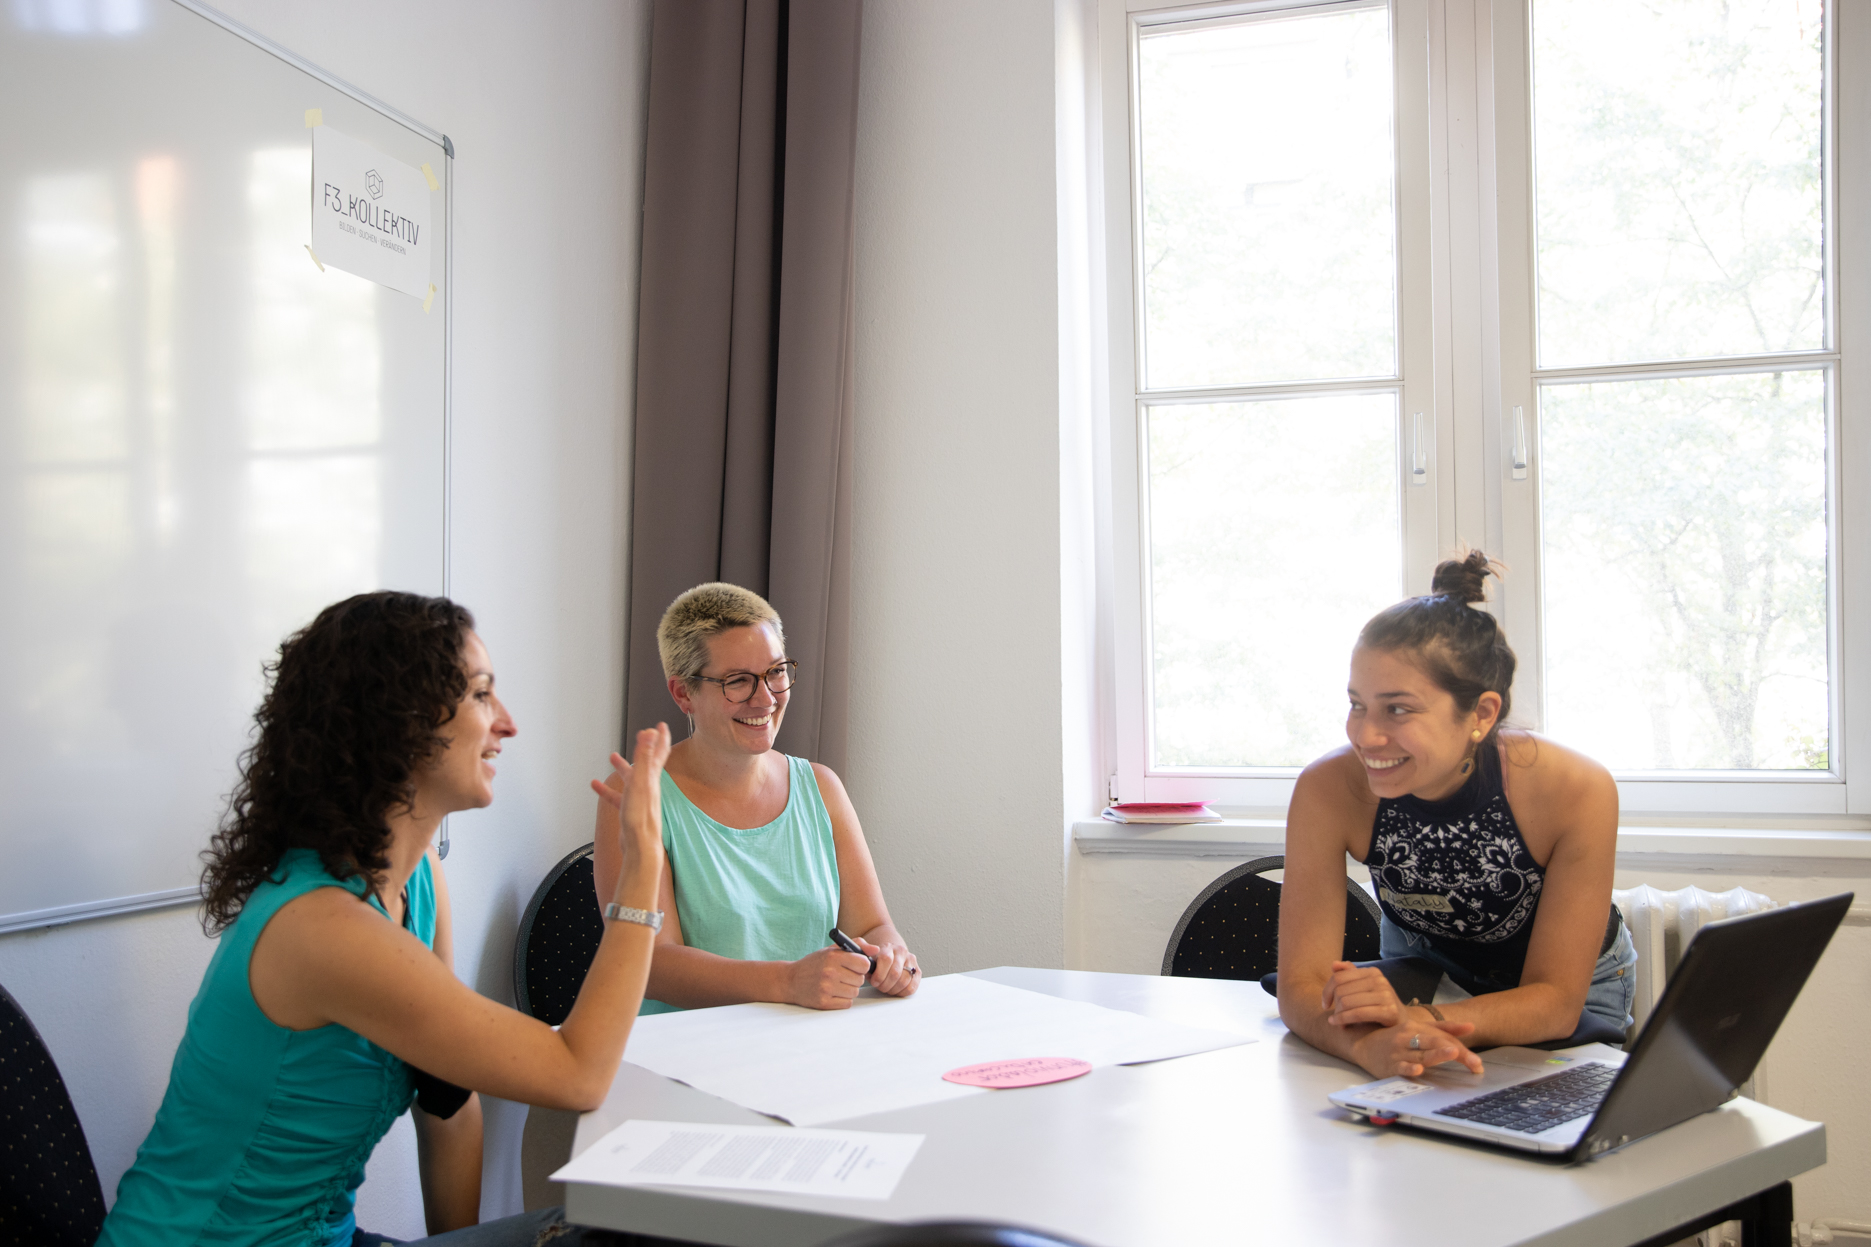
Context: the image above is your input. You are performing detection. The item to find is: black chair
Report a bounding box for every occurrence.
[822,1222,1092,1247]
[0,981,107,1247]
[1162,854,1382,981]
[514,842,604,1025]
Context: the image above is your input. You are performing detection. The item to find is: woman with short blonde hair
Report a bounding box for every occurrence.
[595,582,918,1012]
[656,581,785,688]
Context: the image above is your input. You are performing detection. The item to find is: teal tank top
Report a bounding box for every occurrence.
[98,849,435,1247]
[642,753,841,1014]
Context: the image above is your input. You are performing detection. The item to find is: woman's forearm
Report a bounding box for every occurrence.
[1436,981,1581,1047]
[551,857,662,1107]
[646,943,792,1009]
[858,921,906,949]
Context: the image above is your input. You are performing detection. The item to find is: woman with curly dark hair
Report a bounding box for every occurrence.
[98,591,671,1247]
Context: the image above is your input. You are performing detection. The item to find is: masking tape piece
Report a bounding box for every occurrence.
[423,284,436,313]
[421,162,439,191]
[304,108,323,128]
[305,245,325,272]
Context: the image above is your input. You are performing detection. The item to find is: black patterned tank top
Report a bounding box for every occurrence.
[1359,742,1544,989]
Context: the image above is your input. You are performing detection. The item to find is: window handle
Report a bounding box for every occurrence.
[1411,411,1428,486]
[1511,405,1529,480]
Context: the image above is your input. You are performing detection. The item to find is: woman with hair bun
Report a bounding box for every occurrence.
[1277,551,1635,1080]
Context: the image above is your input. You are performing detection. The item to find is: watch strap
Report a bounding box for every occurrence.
[604,903,663,933]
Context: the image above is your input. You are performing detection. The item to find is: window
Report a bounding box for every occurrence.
[1100,0,1868,820]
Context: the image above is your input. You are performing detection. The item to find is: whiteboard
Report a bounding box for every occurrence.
[0,0,450,931]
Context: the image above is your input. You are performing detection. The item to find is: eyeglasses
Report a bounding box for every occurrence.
[693,660,799,704]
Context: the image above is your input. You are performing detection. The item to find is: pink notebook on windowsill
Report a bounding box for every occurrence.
[1100,802,1223,824]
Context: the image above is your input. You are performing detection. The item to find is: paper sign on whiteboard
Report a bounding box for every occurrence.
[310,126,433,299]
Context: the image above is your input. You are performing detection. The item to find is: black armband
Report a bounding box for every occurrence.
[409,1064,472,1120]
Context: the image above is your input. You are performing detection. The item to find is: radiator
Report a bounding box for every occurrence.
[1611,883,1777,1036]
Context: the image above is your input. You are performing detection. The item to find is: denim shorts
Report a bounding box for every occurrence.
[1378,913,1638,1032]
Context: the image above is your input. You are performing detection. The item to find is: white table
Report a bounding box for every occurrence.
[564,968,1825,1247]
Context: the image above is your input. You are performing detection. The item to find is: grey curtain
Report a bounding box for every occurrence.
[624,0,861,773]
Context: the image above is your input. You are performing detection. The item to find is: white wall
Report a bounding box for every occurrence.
[1067,841,1871,1226]
[0,0,652,1234]
[848,0,1079,974]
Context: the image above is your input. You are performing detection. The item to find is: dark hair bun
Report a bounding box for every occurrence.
[1430,549,1497,604]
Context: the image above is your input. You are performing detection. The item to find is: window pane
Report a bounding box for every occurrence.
[1541,371,1829,771]
[1148,394,1400,768]
[1532,0,1824,368]
[1137,6,1396,389]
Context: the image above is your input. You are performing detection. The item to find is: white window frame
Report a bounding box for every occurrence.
[1097,0,1871,825]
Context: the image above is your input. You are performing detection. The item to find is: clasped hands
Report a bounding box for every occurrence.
[786,938,920,1010]
[1323,960,1485,1079]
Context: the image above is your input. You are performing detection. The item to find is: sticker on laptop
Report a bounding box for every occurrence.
[1360,1079,1433,1103]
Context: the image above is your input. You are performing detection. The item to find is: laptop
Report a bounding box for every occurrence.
[1327,892,1853,1160]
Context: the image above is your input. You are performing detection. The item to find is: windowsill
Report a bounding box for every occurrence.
[1073,819,1287,858]
[1072,819,1871,871]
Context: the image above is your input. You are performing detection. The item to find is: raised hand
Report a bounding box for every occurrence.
[590,724,671,877]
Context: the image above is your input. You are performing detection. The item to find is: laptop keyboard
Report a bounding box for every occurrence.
[1438,1061,1620,1134]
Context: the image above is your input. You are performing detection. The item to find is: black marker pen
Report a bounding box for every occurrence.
[829,927,876,979]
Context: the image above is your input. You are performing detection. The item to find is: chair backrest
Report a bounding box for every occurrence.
[513,843,603,1026]
[821,1221,1091,1247]
[1162,855,1383,979]
[0,982,106,1247]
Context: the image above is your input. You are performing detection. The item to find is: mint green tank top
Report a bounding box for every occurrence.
[642,753,841,1014]
[98,849,434,1247]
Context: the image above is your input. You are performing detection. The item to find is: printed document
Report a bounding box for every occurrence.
[620,972,1253,1126]
[552,1119,923,1201]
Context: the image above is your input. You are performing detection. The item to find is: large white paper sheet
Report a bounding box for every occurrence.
[553,1120,923,1201]
[621,973,1254,1126]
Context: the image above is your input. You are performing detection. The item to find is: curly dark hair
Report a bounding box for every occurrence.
[200,591,476,933]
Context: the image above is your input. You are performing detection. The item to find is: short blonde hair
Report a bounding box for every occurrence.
[657,583,786,682]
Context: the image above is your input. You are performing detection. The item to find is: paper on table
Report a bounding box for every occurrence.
[553,1119,924,1202]
[620,973,1254,1126]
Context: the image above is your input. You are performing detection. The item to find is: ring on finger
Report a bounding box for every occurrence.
[1409,1033,1422,1050]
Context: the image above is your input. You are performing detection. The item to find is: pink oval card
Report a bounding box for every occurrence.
[941,1057,1093,1088]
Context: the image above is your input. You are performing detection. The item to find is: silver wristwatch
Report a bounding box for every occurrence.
[604,903,664,932]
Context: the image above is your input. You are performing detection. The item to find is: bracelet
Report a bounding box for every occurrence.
[1408,997,1445,1023]
[604,903,663,933]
